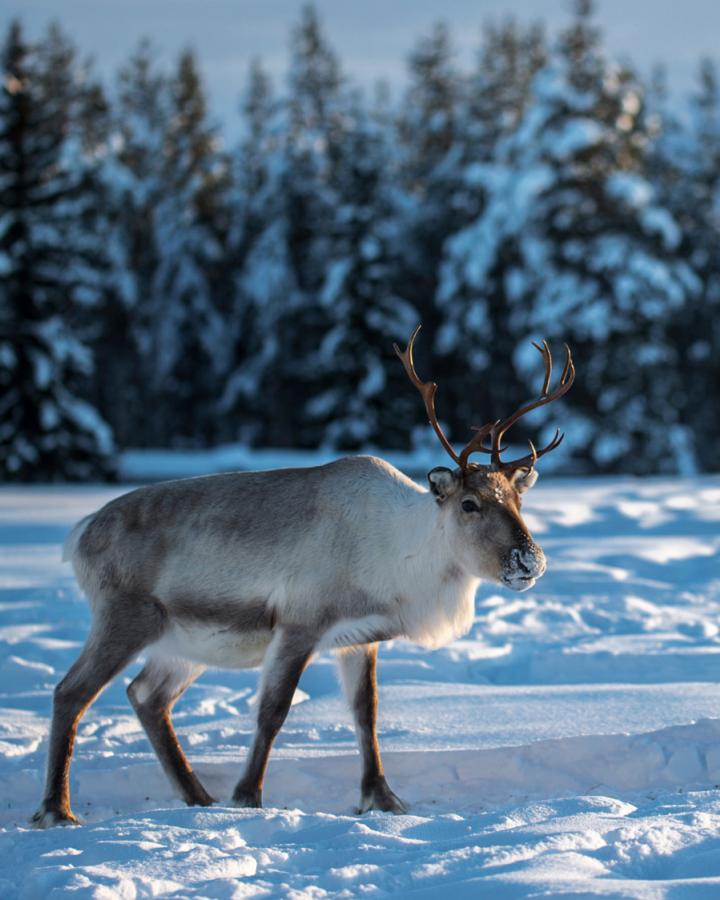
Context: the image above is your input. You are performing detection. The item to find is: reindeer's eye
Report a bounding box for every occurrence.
[461,499,480,513]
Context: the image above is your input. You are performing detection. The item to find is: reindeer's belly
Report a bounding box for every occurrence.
[150,620,273,669]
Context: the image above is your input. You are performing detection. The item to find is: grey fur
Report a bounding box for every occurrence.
[33,455,547,826]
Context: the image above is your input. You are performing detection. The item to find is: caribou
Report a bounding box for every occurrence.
[32,326,574,827]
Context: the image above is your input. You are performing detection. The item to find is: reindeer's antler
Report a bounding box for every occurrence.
[394,326,575,473]
[490,340,575,470]
[393,325,461,467]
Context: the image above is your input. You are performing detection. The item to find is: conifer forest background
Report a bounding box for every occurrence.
[1,0,718,481]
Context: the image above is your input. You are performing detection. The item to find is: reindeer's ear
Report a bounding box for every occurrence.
[510,467,538,494]
[427,467,461,502]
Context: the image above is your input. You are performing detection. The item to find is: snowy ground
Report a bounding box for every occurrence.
[1,468,720,898]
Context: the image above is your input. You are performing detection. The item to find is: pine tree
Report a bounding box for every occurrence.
[75,62,139,451]
[0,21,114,480]
[101,40,168,448]
[656,60,720,471]
[435,1,699,473]
[398,21,463,341]
[401,22,460,183]
[151,48,229,445]
[218,60,296,445]
[2,7,715,474]
[467,19,546,160]
[307,94,419,449]
[434,20,547,441]
[253,5,346,448]
[106,43,228,447]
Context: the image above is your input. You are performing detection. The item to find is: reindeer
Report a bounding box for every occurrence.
[32,327,574,827]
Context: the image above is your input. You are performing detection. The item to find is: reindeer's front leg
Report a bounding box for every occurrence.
[232,625,314,808]
[338,643,407,814]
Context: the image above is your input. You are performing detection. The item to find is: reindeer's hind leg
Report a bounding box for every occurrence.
[337,643,407,814]
[127,658,213,807]
[32,594,167,828]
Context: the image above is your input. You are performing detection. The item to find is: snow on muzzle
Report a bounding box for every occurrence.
[501,544,547,591]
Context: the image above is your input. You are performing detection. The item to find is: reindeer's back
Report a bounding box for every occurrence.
[70,456,422,607]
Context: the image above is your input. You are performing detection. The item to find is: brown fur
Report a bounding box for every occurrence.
[340,644,407,814]
[127,659,212,807]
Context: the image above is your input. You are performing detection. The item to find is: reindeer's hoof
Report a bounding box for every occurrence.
[186,794,215,808]
[184,786,216,807]
[31,805,81,828]
[359,777,408,815]
[230,789,262,809]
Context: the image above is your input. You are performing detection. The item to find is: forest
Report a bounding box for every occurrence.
[1,0,718,480]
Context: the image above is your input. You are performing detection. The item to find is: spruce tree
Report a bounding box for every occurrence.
[0,21,114,480]
[219,60,296,445]
[253,5,345,448]
[307,95,419,449]
[436,1,698,473]
[398,21,463,343]
[462,19,546,174]
[434,20,547,441]
[107,43,228,447]
[102,40,167,448]
[151,48,229,445]
[76,63,139,450]
[658,60,720,470]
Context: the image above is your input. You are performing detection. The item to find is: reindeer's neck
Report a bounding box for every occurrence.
[389,489,480,648]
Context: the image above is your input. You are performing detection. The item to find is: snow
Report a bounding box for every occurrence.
[606,171,655,209]
[1,471,720,896]
[549,117,603,157]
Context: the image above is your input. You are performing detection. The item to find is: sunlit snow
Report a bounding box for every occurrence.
[1,468,720,895]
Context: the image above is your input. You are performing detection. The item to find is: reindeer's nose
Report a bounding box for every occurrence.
[513,545,546,576]
[502,545,546,591]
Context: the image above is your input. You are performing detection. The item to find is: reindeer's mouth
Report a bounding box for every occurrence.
[501,573,537,592]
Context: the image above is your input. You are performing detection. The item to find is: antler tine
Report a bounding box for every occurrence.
[505,430,565,471]
[531,340,552,395]
[458,421,496,471]
[395,328,575,474]
[394,325,461,467]
[528,439,538,468]
[490,422,502,466]
[560,344,574,385]
[492,342,575,467]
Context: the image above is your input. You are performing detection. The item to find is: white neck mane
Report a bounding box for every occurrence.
[371,473,480,649]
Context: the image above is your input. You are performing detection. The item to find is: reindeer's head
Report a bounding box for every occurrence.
[395,326,575,591]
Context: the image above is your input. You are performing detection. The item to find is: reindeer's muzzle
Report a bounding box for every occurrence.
[501,544,546,592]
